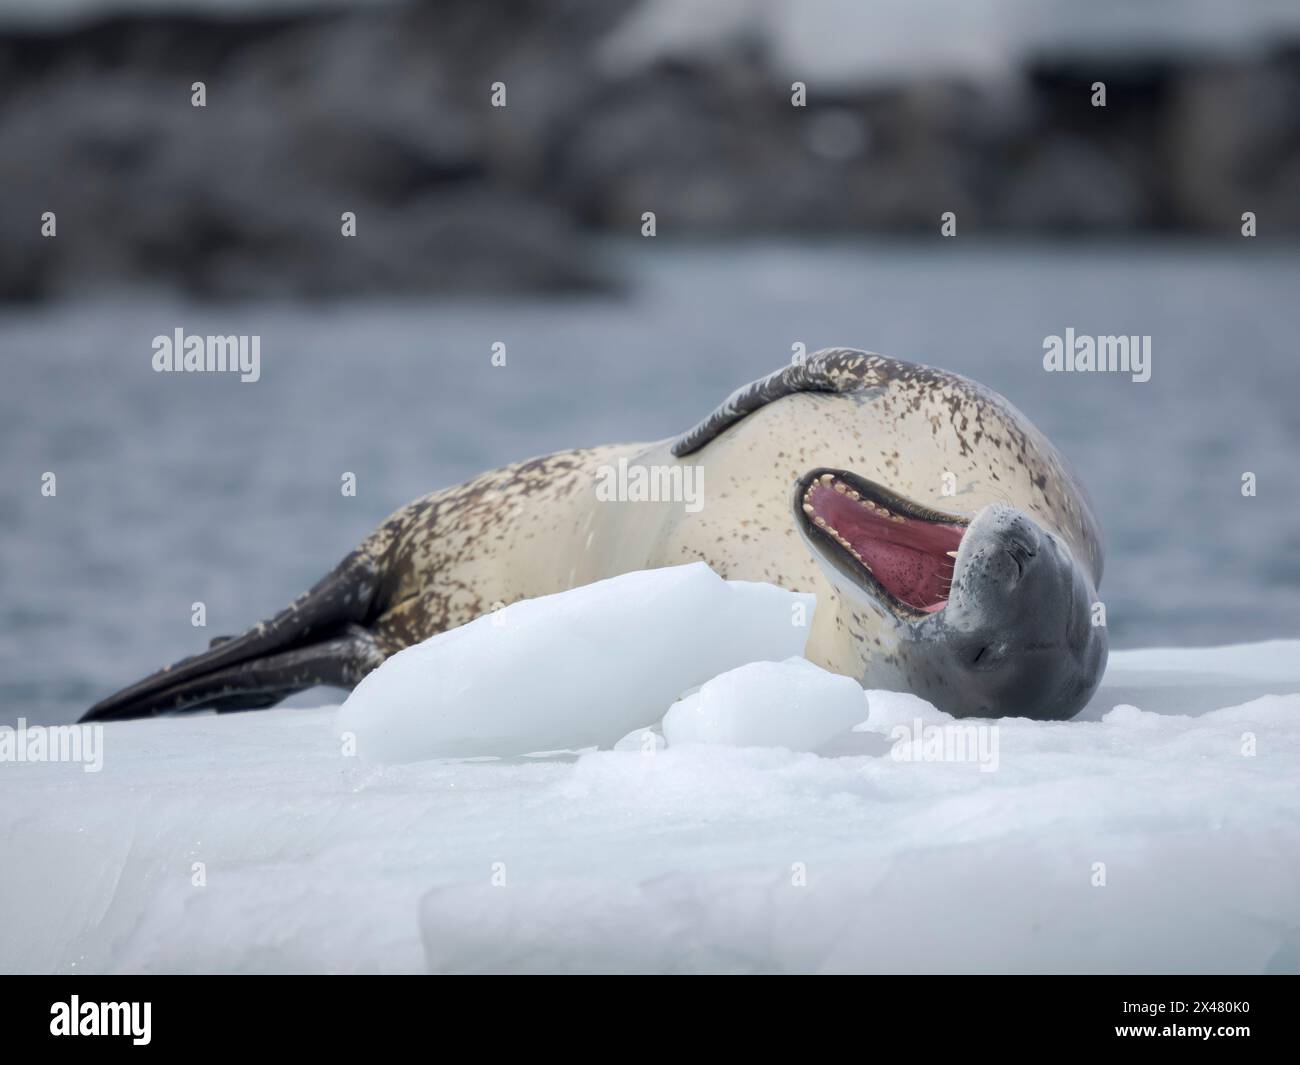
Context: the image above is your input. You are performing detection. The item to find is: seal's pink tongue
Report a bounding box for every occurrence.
[807,483,965,611]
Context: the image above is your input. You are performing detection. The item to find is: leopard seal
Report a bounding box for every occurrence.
[83,348,1107,723]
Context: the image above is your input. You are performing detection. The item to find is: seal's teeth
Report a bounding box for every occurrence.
[846,489,860,500]
[802,503,815,515]
[819,473,834,485]
[946,550,959,558]
[833,482,847,494]
[814,517,827,527]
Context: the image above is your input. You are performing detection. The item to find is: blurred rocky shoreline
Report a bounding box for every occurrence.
[2,0,1298,301]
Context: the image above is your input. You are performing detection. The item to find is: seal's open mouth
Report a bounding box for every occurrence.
[797,469,970,615]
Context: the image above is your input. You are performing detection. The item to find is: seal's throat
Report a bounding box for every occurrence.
[801,474,967,613]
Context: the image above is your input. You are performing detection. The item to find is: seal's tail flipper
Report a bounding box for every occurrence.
[83,626,384,720]
[81,549,390,723]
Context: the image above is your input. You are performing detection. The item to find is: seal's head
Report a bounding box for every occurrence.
[795,468,1107,721]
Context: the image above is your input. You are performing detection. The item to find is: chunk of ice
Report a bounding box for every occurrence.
[337,563,815,762]
[662,657,868,751]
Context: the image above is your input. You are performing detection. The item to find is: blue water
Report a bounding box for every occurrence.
[3,240,1298,726]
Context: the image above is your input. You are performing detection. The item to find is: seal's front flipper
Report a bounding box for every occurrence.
[81,548,390,722]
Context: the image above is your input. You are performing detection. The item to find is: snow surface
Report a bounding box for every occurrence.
[2,625,1298,972]
[338,563,814,762]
